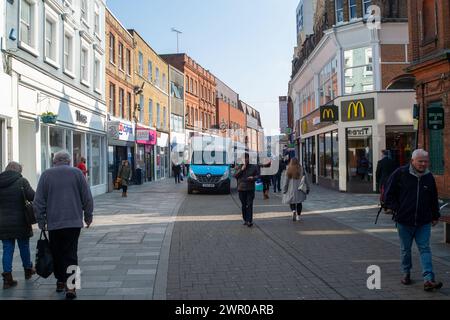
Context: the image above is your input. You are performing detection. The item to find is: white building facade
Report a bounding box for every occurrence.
[3,0,107,196]
[289,18,415,193]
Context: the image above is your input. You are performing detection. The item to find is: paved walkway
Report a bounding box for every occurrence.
[0,179,186,300]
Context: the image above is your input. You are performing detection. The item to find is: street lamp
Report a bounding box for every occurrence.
[171,28,182,53]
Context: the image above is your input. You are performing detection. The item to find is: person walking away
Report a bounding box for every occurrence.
[172,162,181,184]
[272,156,286,193]
[118,160,132,197]
[383,149,442,291]
[234,153,260,227]
[376,150,397,194]
[0,162,36,289]
[259,157,272,200]
[282,158,310,222]
[33,151,93,299]
[76,157,88,179]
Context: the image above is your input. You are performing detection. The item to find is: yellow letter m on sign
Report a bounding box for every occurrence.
[348,101,365,119]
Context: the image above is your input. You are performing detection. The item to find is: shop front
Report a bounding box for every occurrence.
[156,132,170,180]
[107,120,135,185]
[136,126,157,182]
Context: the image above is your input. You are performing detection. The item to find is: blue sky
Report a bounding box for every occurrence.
[106,0,299,133]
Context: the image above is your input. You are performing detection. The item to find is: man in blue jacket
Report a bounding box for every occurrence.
[383,149,442,291]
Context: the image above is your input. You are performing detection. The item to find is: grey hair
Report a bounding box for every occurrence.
[53,150,71,165]
[5,161,23,173]
[412,149,429,159]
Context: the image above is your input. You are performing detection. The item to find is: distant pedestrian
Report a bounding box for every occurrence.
[76,157,88,179]
[282,158,310,222]
[0,162,36,289]
[234,153,260,227]
[259,156,272,200]
[376,150,397,194]
[172,162,181,184]
[117,160,132,197]
[383,149,442,291]
[34,151,93,299]
[357,155,370,181]
[272,156,285,193]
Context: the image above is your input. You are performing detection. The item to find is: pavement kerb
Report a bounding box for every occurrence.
[152,189,187,300]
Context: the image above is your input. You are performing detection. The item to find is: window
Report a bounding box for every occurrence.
[118,42,124,70]
[126,49,131,75]
[349,0,357,19]
[138,52,143,76]
[139,95,144,123]
[94,3,100,36]
[163,107,167,129]
[319,57,338,105]
[363,0,372,16]
[127,92,132,121]
[344,47,373,94]
[80,46,89,84]
[148,60,152,81]
[149,99,153,126]
[422,0,437,43]
[109,33,115,64]
[109,83,115,115]
[20,0,37,53]
[44,11,58,65]
[155,67,160,86]
[162,74,166,91]
[81,0,88,23]
[63,31,74,74]
[156,103,160,127]
[335,0,344,23]
[94,58,101,91]
[118,88,124,119]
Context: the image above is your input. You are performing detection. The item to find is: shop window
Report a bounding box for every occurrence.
[347,127,373,192]
[91,135,102,186]
[332,131,339,181]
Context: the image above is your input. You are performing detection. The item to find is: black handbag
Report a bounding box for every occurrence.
[35,230,54,278]
[21,182,36,225]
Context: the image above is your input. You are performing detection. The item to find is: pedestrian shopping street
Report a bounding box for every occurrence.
[1,179,450,300]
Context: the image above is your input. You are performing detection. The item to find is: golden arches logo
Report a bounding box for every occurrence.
[347,101,366,119]
[322,108,335,120]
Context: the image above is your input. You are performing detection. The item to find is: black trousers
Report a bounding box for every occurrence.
[262,177,271,192]
[290,203,303,214]
[49,228,81,283]
[272,174,281,191]
[239,190,255,223]
[174,173,181,183]
[121,185,128,193]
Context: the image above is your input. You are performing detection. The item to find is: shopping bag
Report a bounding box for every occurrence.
[114,178,122,190]
[35,230,53,278]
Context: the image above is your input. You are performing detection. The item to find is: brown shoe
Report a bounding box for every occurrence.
[24,266,36,280]
[2,272,18,289]
[424,280,443,292]
[56,282,65,293]
[65,288,77,300]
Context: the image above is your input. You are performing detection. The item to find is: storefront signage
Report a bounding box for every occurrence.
[136,127,157,145]
[313,117,321,125]
[75,110,88,124]
[341,98,375,122]
[107,121,134,141]
[347,127,372,137]
[301,119,308,135]
[157,132,169,147]
[427,107,444,130]
[320,105,338,122]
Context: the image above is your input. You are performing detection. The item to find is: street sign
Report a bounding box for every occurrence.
[319,105,338,122]
[427,107,444,130]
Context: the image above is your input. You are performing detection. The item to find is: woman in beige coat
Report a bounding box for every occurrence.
[282,158,310,221]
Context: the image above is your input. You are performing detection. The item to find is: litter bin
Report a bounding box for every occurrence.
[135,168,143,185]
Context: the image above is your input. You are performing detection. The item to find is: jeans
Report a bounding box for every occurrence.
[49,228,81,283]
[397,223,434,282]
[290,203,303,215]
[2,238,33,273]
[239,190,255,223]
[272,174,281,191]
[174,173,181,183]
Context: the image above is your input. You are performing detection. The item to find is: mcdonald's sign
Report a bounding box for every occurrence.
[341,98,374,122]
[319,105,338,122]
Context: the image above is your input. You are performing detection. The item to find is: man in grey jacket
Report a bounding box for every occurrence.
[34,150,93,299]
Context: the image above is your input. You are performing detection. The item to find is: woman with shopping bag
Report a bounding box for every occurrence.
[282,158,310,222]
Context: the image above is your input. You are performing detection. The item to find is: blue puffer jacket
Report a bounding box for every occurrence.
[383,165,440,226]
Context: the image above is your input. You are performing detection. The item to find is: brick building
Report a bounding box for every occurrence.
[406,0,450,198]
[161,54,217,137]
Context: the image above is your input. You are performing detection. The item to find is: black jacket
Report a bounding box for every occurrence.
[0,171,35,240]
[383,165,440,226]
[235,164,260,192]
[375,156,397,191]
